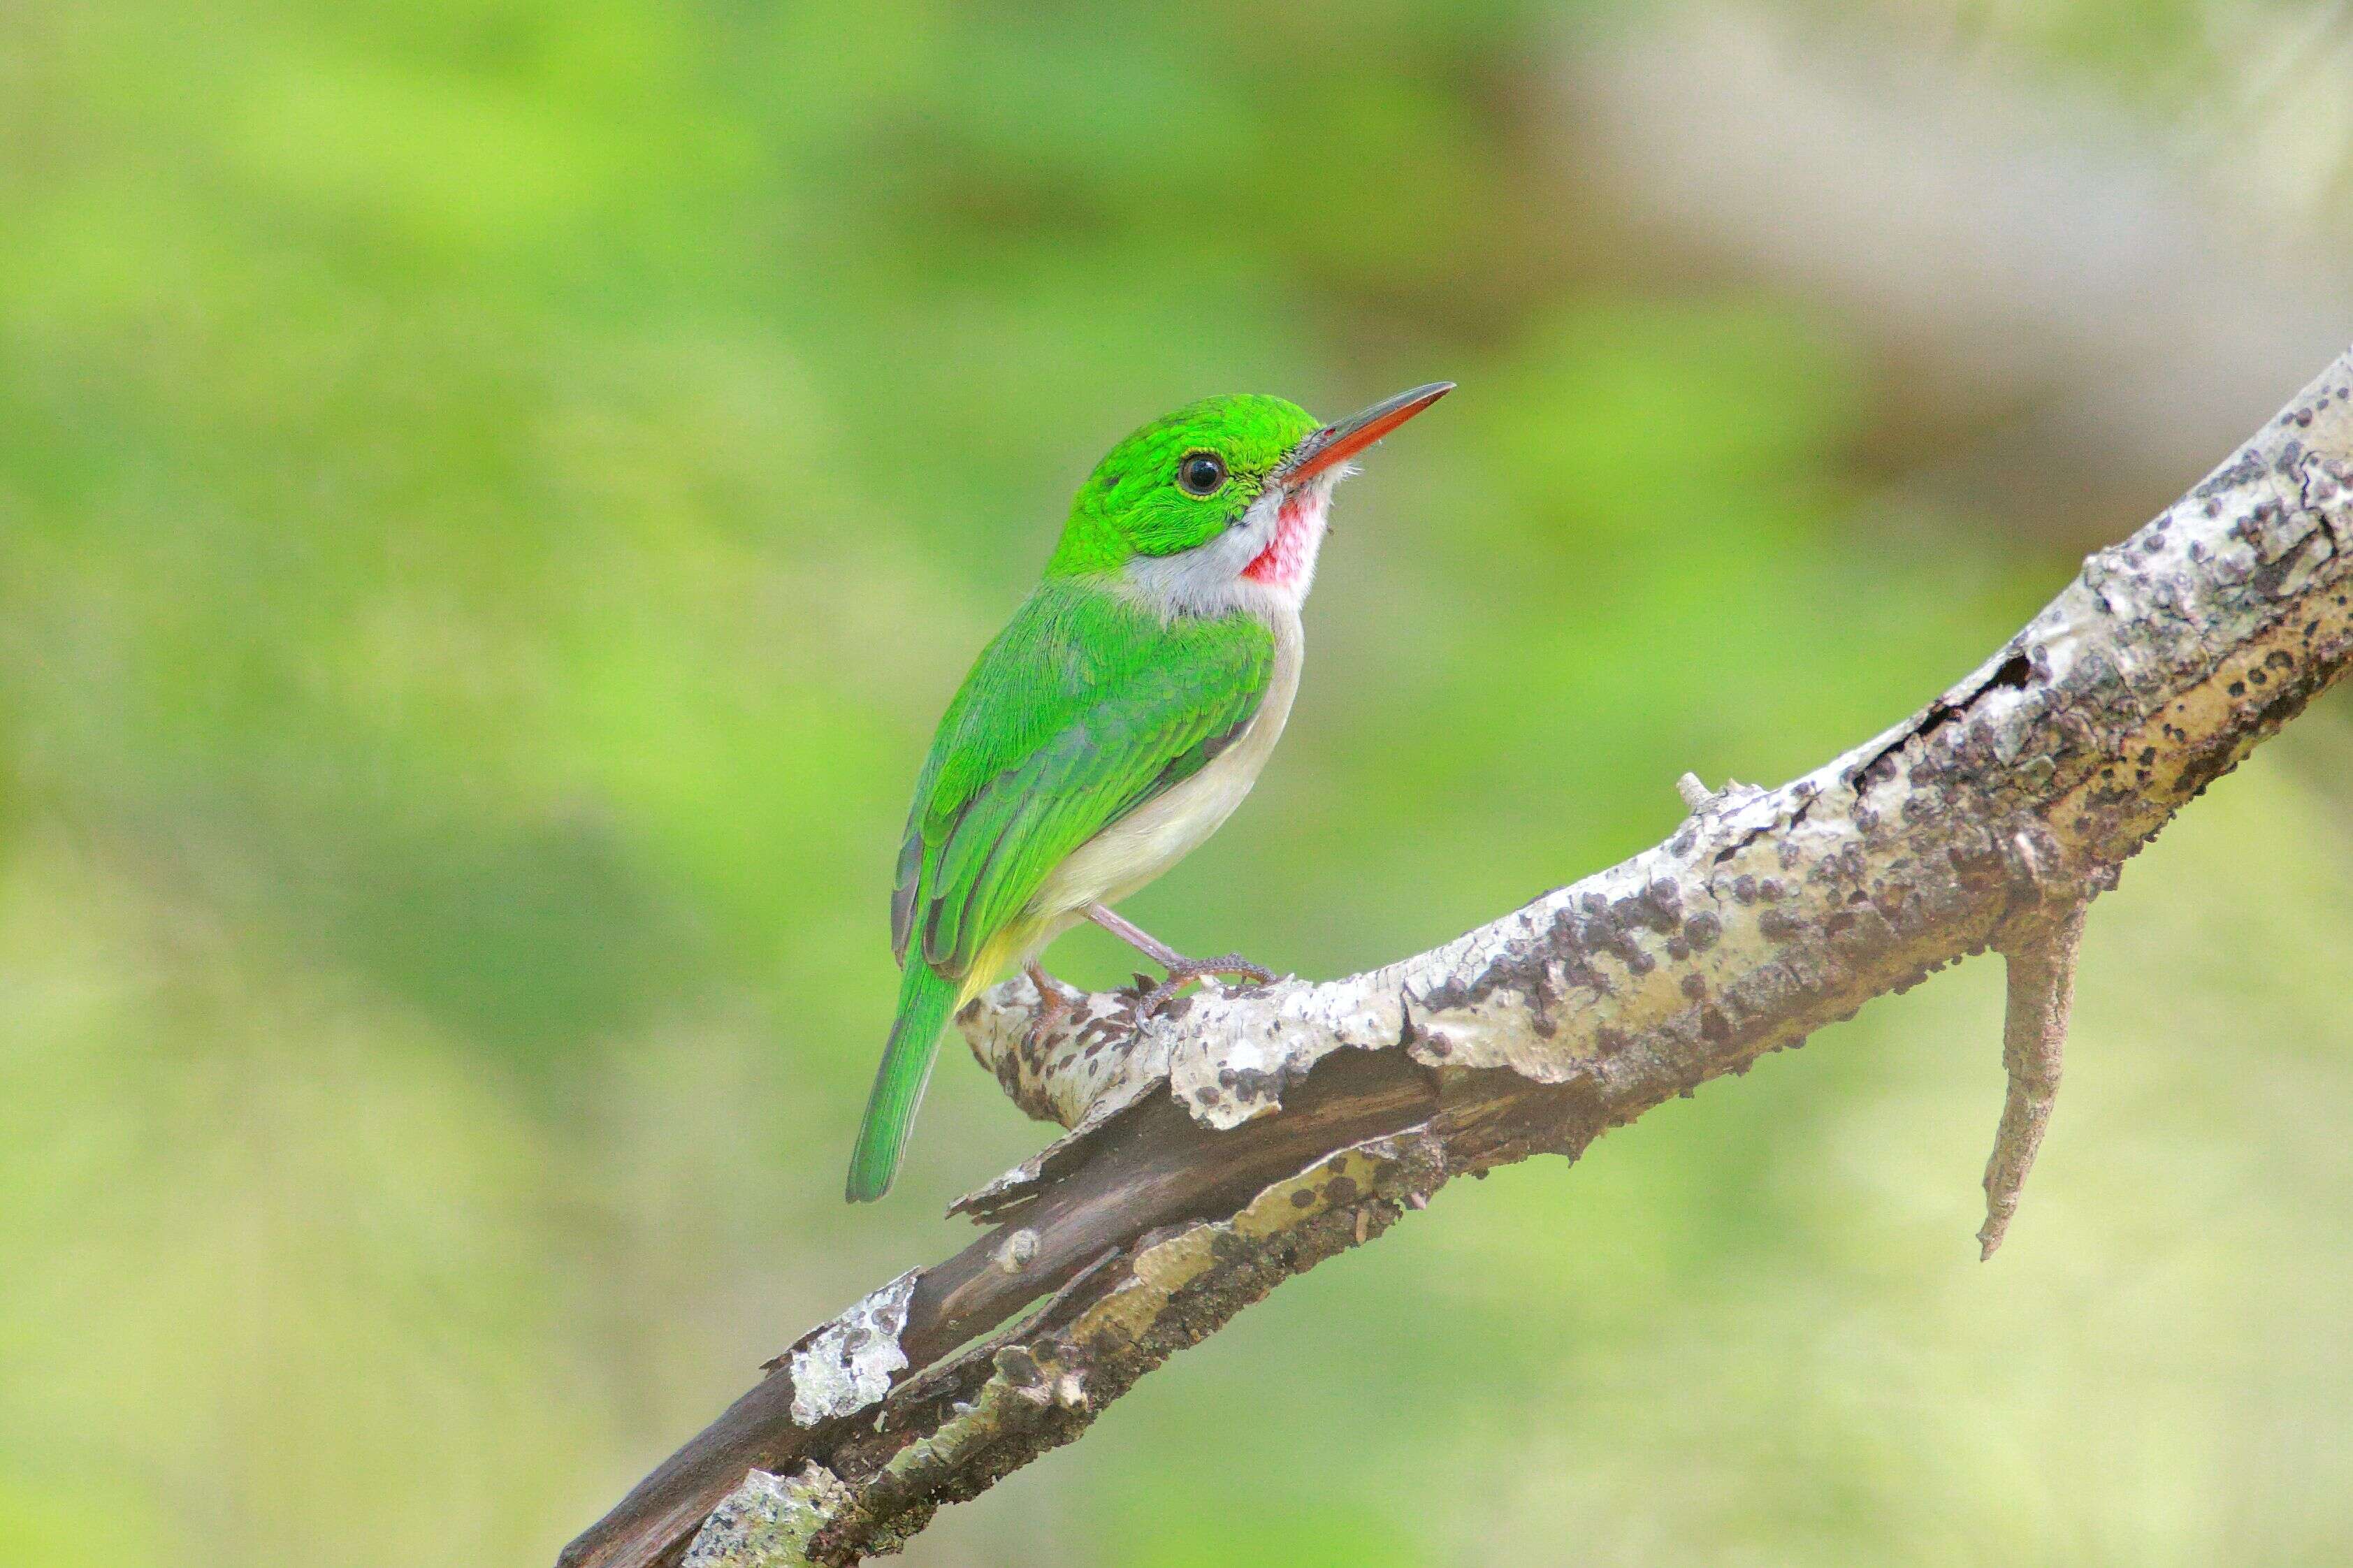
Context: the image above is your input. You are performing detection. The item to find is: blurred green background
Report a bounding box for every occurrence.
[4,1,2352,1564]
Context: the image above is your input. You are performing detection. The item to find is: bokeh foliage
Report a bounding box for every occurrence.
[1,2,2350,1565]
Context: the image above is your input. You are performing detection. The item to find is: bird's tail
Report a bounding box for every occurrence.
[846,960,959,1203]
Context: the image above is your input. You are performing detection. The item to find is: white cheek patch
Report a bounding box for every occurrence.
[1120,472,1340,620]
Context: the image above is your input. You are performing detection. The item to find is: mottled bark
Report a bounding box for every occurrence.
[560,347,2353,1568]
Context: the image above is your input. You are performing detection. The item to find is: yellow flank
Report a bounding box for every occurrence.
[957,920,1047,1008]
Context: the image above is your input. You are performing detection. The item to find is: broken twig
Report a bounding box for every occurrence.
[1981,902,2090,1258]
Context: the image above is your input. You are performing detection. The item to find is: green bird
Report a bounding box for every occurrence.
[847,382,1453,1201]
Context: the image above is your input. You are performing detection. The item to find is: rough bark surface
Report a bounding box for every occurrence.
[560,347,2353,1568]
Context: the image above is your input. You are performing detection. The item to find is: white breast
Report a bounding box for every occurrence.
[1028,605,1303,923]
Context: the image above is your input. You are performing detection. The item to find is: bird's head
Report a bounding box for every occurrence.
[1050,384,1451,616]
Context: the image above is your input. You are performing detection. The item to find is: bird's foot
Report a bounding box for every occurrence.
[1024,961,1074,1047]
[1132,953,1278,1019]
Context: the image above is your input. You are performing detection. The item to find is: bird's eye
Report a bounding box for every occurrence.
[1176,451,1227,497]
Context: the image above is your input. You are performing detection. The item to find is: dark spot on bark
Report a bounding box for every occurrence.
[1644,878,1684,929]
[1733,876,1758,904]
[2197,447,2267,498]
[1224,1067,1280,1103]
[1427,911,1598,1024]
[1758,908,1799,940]
[1209,1230,1255,1266]
[1680,973,1707,1000]
[1289,1187,1315,1208]
[1594,1024,1629,1056]
[1686,910,1722,950]
[1324,1176,1359,1205]
[2250,529,2329,599]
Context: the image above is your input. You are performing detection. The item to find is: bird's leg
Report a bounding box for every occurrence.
[1085,904,1189,970]
[1024,959,1071,1028]
[1085,903,1276,1017]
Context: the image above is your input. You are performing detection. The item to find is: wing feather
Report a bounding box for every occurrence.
[893,582,1273,984]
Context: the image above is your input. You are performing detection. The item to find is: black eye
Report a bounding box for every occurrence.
[1176,451,1226,496]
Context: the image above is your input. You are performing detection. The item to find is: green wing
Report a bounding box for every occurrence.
[850,581,1271,1199]
[890,581,1275,985]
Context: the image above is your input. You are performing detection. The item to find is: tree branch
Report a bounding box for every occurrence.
[560,347,2353,1568]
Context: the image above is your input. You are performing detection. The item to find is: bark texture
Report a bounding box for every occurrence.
[560,347,2353,1568]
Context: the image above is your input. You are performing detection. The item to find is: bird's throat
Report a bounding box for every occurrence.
[1240,486,1328,595]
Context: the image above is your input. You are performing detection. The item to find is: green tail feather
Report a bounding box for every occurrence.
[846,961,957,1203]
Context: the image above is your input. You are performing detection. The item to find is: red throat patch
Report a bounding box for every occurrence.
[1241,491,1325,590]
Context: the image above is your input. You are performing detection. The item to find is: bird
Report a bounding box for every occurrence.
[846,382,1453,1201]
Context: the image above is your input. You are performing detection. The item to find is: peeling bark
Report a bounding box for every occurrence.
[770,1272,918,1427]
[560,347,2353,1568]
[679,1467,848,1568]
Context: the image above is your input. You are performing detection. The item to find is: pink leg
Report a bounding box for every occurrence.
[1023,959,1071,1038]
[1085,903,1189,970]
[1085,903,1276,1016]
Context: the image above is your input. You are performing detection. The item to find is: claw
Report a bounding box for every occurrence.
[1022,961,1074,1049]
[1134,954,1277,1018]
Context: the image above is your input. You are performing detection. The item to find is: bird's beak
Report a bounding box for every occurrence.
[1277,382,1453,489]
